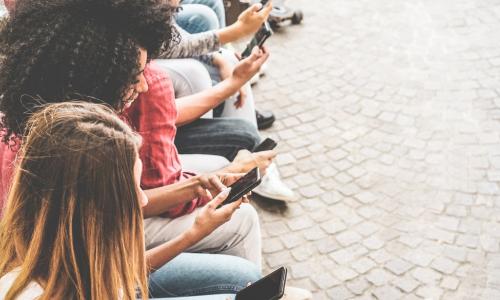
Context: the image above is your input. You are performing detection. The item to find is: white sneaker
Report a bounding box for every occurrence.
[253,163,297,202]
[282,286,313,300]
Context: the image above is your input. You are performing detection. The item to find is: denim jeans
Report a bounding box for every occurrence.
[177,2,220,34]
[149,253,260,298]
[175,118,260,160]
[179,0,226,32]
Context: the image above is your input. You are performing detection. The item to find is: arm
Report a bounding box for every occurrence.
[146,189,246,270]
[159,3,272,59]
[175,46,269,126]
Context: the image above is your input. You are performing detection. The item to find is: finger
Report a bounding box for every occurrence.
[250,3,263,12]
[225,198,243,213]
[209,188,231,208]
[260,0,273,18]
[225,173,245,185]
[209,175,226,193]
[254,149,277,159]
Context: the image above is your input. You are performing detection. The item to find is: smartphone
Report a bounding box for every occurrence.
[241,22,272,59]
[235,267,287,300]
[218,167,261,208]
[253,137,277,152]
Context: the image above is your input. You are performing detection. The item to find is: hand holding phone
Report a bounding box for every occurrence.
[235,267,287,300]
[217,167,261,208]
[241,22,272,59]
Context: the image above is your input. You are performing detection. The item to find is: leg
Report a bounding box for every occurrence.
[149,253,260,297]
[155,59,212,98]
[144,204,262,267]
[175,118,260,160]
[179,154,230,174]
[177,3,220,34]
[181,0,226,28]
[154,58,213,118]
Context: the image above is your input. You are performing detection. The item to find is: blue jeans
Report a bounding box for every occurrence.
[179,0,226,32]
[149,253,260,298]
[175,117,261,160]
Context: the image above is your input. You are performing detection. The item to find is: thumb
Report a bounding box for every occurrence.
[210,188,231,208]
[250,3,263,12]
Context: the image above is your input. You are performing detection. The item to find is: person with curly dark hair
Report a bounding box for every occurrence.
[0,0,275,297]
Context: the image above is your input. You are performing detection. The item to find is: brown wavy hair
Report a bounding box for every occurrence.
[0,102,146,300]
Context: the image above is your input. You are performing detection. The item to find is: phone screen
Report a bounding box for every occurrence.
[218,168,261,208]
[235,267,287,300]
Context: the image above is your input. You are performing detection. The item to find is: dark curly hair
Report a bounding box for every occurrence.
[0,0,179,143]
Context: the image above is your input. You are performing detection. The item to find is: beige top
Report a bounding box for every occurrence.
[0,268,43,300]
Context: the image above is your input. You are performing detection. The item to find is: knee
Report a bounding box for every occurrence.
[233,204,260,236]
[230,119,261,151]
[181,4,220,32]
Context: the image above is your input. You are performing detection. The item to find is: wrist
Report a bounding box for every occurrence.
[186,224,206,244]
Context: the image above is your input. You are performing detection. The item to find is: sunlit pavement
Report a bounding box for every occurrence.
[253,0,500,298]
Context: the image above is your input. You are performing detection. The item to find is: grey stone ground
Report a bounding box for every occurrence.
[250,0,500,298]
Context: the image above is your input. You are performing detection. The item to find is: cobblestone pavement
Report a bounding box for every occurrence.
[251,0,500,298]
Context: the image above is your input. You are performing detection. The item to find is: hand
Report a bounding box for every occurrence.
[194,172,244,201]
[213,52,247,109]
[231,46,269,86]
[231,149,276,175]
[191,188,248,238]
[235,2,273,37]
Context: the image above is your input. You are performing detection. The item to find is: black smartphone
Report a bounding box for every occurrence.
[235,267,287,300]
[241,22,272,59]
[218,167,261,208]
[253,137,277,152]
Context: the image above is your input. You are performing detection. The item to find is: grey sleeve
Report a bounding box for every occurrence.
[159,24,221,59]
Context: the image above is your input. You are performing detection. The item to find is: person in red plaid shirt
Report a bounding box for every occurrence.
[0,0,269,272]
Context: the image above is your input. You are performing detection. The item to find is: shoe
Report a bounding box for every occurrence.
[282,286,313,300]
[256,110,275,130]
[253,163,296,202]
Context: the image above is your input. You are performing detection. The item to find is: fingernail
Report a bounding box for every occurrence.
[223,187,231,194]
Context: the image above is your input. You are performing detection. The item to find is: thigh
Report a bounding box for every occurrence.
[175,118,260,160]
[177,3,220,33]
[179,154,230,173]
[155,59,212,98]
[148,253,260,297]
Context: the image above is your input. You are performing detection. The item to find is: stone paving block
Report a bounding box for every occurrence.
[326,286,355,300]
[393,276,420,293]
[412,267,442,285]
[346,277,370,295]
[352,257,377,274]
[372,286,404,300]
[385,258,413,275]
[332,267,359,281]
[366,268,394,286]
[430,257,460,275]
[441,276,460,291]
[336,230,363,247]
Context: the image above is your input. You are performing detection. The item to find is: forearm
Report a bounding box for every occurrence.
[216,23,244,45]
[159,24,221,59]
[146,227,203,270]
[176,77,243,126]
[142,178,199,218]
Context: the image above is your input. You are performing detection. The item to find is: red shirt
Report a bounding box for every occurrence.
[0,141,17,215]
[123,63,208,217]
[0,64,207,218]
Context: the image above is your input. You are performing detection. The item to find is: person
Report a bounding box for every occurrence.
[166,0,276,130]
[0,1,312,298]
[0,102,255,300]
[0,0,265,270]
